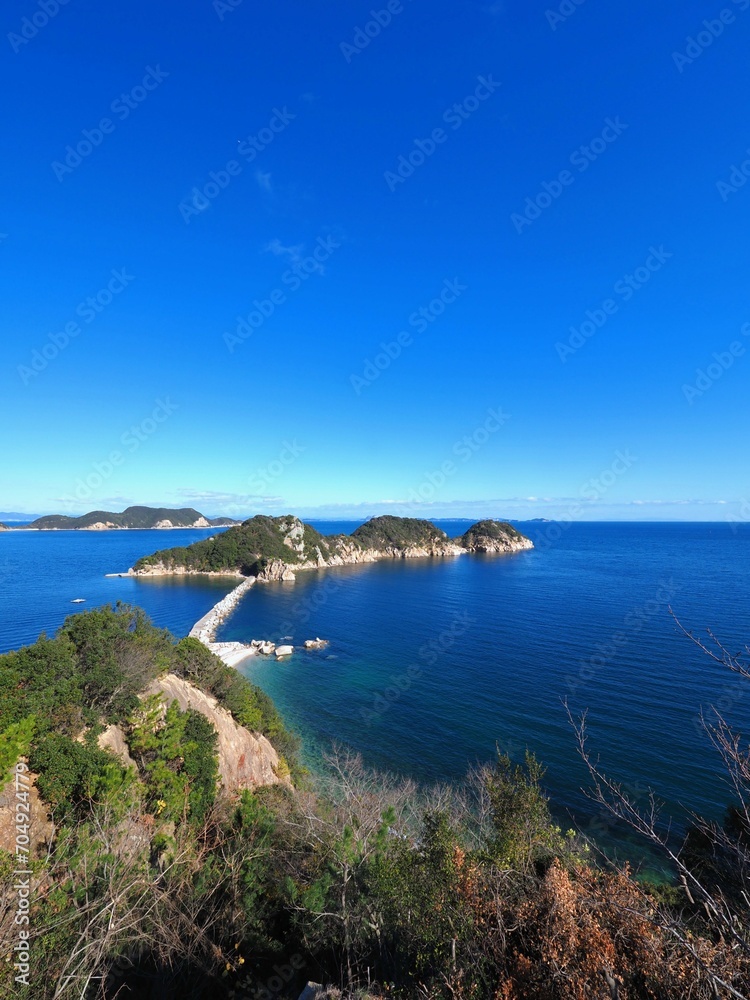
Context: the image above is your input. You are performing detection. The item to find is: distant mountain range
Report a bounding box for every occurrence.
[0,512,41,522]
[0,506,240,531]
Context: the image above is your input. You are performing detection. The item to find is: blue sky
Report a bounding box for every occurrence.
[2,0,749,520]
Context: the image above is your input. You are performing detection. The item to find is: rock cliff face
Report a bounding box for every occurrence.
[98,724,137,768]
[0,772,54,854]
[244,516,529,580]
[131,515,532,580]
[146,674,289,792]
[126,564,244,578]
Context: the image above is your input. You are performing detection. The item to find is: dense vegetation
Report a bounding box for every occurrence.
[1,606,747,998]
[0,604,296,785]
[133,515,532,577]
[459,519,526,548]
[134,514,334,575]
[26,505,236,530]
[350,515,450,550]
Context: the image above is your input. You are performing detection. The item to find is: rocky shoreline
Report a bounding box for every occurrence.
[106,567,245,579]
[119,517,534,668]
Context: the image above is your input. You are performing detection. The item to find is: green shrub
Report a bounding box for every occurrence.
[29,734,117,813]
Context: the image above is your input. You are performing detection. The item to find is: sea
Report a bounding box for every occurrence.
[2,520,749,870]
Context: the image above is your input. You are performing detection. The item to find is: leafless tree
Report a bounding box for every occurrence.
[567,612,750,999]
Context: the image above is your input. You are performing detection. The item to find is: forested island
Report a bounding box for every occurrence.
[130,514,534,579]
[10,505,239,531]
[0,603,747,997]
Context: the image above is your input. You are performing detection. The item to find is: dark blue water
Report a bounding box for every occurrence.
[0,528,236,651]
[215,521,750,866]
[2,521,749,868]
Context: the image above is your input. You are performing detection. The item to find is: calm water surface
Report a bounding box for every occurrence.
[0,527,235,650]
[2,521,749,867]
[219,521,750,865]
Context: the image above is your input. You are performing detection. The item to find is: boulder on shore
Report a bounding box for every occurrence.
[251,640,276,655]
[275,644,294,658]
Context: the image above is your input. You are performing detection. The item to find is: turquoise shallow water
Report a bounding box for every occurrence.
[1,520,749,865]
[216,520,750,863]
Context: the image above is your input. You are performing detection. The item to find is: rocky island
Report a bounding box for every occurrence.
[122,515,533,668]
[127,514,533,580]
[17,505,239,531]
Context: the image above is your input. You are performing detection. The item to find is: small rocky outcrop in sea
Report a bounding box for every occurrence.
[459,519,534,554]
[256,558,299,582]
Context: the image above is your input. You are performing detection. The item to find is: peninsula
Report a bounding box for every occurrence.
[126,514,534,580]
[13,505,239,531]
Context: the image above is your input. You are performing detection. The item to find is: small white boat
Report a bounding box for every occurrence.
[70,598,86,604]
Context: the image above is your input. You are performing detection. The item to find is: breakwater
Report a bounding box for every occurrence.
[189,576,258,667]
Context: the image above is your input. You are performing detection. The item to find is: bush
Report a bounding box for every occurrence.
[30,734,117,813]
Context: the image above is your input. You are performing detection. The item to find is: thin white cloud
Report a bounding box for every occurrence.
[264,237,325,275]
[264,238,303,263]
[175,489,284,507]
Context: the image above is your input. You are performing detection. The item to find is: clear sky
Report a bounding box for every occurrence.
[2,0,749,521]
